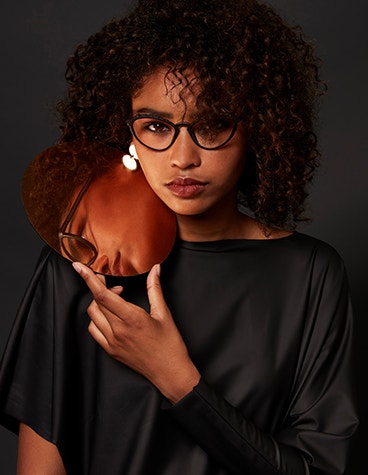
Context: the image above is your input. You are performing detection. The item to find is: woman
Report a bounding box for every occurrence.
[0,0,358,473]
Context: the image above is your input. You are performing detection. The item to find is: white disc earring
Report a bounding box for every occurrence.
[122,144,139,171]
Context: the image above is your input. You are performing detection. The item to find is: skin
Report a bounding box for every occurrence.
[17,423,66,475]
[17,67,290,472]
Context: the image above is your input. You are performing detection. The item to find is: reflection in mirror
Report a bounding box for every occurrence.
[22,142,177,276]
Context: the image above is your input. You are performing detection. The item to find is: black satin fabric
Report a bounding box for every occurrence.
[0,233,358,474]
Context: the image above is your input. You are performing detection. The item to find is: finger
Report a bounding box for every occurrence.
[73,262,109,298]
[110,286,123,295]
[95,276,123,295]
[96,274,106,285]
[88,320,110,348]
[146,264,170,320]
[73,262,127,315]
[73,262,132,321]
[96,274,123,303]
[87,299,113,334]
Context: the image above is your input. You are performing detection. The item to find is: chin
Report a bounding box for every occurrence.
[170,203,214,218]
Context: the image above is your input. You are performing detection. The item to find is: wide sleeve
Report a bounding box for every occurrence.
[0,247,54,435]
[0,247,93,450]
[164,246,358,475]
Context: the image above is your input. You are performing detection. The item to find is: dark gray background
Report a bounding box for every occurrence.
[0,1,366,473]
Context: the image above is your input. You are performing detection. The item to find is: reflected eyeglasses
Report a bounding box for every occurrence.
[58,176,97,266]
[126,114,238,151]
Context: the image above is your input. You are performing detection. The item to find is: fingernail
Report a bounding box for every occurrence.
[156,263,161,276]
[72,262,82,273]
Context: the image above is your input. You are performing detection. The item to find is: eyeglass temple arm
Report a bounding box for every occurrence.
[59,175,94,234]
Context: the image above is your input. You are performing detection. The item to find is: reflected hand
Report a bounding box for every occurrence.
[72,262,200,403]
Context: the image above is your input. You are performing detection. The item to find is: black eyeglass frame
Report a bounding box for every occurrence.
[126,114,239,151]
[58,176,97,267]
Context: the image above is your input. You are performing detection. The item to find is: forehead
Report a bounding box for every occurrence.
[132,67,202,117]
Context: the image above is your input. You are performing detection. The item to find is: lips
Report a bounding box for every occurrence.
[166,177,207,198]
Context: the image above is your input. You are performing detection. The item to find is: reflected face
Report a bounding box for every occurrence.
[60,163,176,276]
[131,68,248,218]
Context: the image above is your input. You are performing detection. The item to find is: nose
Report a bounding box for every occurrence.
[92,253,110,274]
[168,128,201,169]
[92,251,138,275]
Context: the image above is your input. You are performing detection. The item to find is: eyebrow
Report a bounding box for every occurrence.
[133,108,175,119]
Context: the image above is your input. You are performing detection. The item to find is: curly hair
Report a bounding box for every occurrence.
[56,0,325,229]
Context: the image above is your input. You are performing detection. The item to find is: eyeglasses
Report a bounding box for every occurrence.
[58,176,97,266]
[126,114,238,151]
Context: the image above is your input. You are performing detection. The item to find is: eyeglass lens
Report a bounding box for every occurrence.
[59,235,97,266]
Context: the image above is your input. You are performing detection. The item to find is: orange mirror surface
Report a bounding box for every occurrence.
[22,142,177,276]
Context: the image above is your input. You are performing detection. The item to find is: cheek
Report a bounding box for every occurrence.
[136,157,163,193]
[218,151,247,185]
[134,146,157,179]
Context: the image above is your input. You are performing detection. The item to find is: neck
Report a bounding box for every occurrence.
[175,192,291,242]
[176,205,262,242]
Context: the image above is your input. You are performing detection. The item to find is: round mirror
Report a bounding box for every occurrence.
[22,142,177,276]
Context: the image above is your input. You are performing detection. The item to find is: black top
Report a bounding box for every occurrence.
[0,233,358,474]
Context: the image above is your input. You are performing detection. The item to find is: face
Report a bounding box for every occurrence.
[130,68,248,219]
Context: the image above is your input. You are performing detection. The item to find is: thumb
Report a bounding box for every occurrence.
[147,264,169,320]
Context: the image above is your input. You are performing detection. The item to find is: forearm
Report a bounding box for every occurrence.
[17,423,66,475]
[165,379,308,475]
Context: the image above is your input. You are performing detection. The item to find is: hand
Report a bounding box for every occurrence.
[72,262,201,403]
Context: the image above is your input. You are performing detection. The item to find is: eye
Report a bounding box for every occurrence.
[144,120,171,134]
[196,117,233,135]
[209,117,234,131]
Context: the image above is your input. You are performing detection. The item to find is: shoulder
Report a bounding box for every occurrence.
[37,245,76,273]
[258,232,349,292]
[245,218,344,269]
[33,246,84,284]
[286,234,351,308]
[21,247,91,314]
[288,232,346,273]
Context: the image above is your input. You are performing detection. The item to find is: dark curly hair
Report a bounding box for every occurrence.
[56,0,325,229]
